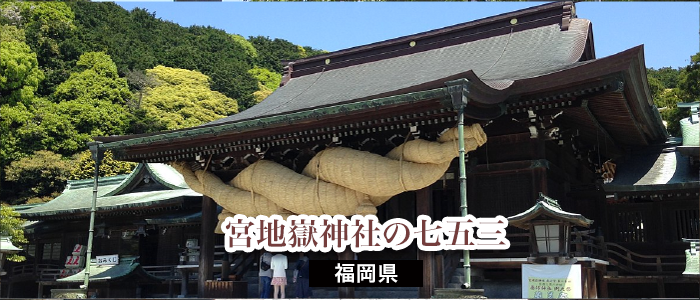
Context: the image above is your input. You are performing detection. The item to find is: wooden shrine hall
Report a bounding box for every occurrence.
[94,2,697,298]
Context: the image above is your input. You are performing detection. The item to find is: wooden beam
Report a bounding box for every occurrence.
[198,195,217,297]
[417,187,434,298]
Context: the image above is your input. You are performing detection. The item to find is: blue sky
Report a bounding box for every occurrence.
[114,1,699,69]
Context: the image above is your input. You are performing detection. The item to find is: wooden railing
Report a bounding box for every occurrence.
[39,268,63,281]
[230,251,255,279]
[571,229,607,259]
[10,264,60,278]
[143,265,180,279]
[180,244,230,265]
[604,242,686,275]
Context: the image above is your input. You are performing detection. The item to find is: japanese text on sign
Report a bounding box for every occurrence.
[335,263,398,284]
[96,254,119,265]
[221,214,509,252]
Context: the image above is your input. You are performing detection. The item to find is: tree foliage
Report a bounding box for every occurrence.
[4,150,73,205]
[0,204,27,262]
[1,1,77,96]
[647,52,700,137]
[231,34,258,59]
[0,41,44,105]
[0,24,25,43]
[70,150,137,180]
[249,67,282,91]
[0,0,324,204]
[53,52,131,104]
[142,66,239,130]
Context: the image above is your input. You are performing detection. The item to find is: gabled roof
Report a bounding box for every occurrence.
[19,163,200,219]
[508,193,594,229]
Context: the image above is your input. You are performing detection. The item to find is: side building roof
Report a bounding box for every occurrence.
[19,163,200,219]
[604,141,700,193]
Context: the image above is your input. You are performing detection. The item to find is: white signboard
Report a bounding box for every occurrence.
[522,264,581,299]
[96,254,119,265]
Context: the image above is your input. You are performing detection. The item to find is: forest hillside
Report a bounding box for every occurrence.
[0,1,325,204]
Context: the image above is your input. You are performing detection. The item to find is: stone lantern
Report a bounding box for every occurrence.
[507,193,593,264]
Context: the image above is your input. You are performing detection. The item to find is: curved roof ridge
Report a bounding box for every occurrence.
[102,163,145,197]
[146,163,190,189]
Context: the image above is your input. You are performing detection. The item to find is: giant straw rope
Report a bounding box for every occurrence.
[171,124,487,233]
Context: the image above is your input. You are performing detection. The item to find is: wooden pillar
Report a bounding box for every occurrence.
[338,249,355,298]
[198,195,217,297]
[435,254,444,288]
[586,267,597,298]
[167,278,174,298]
[581,266,588,299]
[417,187,434,298]
[180,269,189,297]
[221,253,231,280]
[596,263,608,298]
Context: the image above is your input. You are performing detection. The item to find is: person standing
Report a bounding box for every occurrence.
[293,255,312,298]
[270,253,288,299]
[259,250,273,298]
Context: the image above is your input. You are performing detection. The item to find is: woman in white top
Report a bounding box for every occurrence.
[270,253,288,299]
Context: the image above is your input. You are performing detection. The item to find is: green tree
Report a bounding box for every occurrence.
[142,66,239,129]
[0,204,27,262]
[648,52,700,137]
[1,99,82,159]
[678,52,700,102]
[231,34,258,59]
[248,67,282,91]
[248,67,282,103]
[52,52,132,140]
[0,24,25,43]
[4,150,74,205]
[53,51,131,104]
[249,36,310,73]
[2,1,77,96]
[69,150,136,180]
[0,41,44,105]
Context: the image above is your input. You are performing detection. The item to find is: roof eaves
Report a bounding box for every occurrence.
[603,181,700,193]
[20,192,199,219]
[99,87,449,153]
[508,194,594,229]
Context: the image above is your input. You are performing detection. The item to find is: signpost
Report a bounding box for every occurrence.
[96,254,119,266]
[522,264,582,299]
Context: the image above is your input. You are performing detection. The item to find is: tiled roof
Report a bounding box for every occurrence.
[19,163,200,218]
[604,145,700,192]
[208,19,590,126]
[508,193,594,229]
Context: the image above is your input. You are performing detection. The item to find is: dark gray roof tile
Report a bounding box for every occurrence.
[208,19,591,126]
